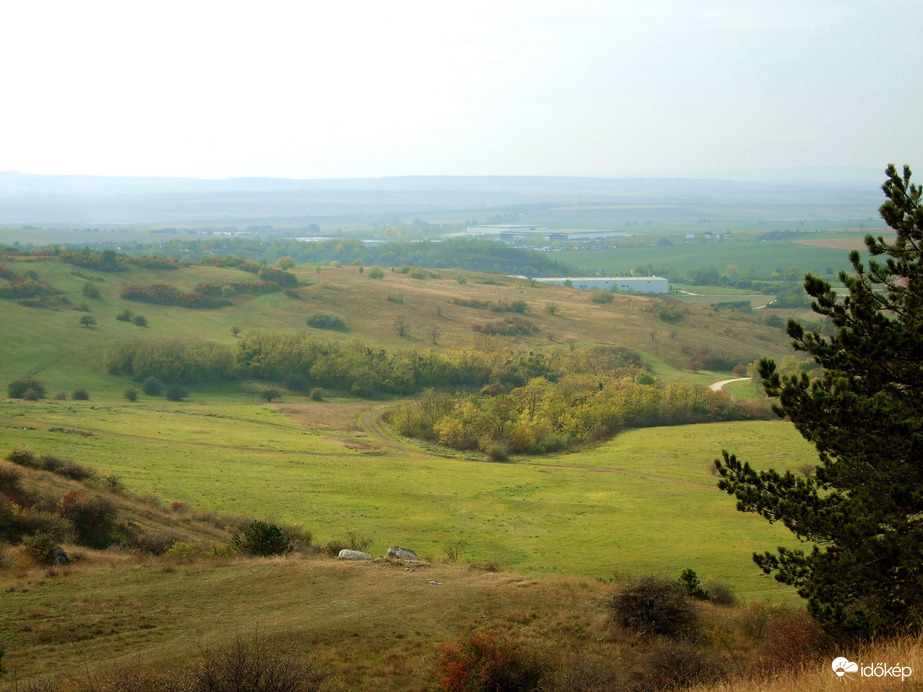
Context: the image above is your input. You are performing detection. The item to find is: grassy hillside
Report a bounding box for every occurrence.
[0,255,792,396]
[1,253,835,689]
[0,254,811,588]
[4,546,917,690]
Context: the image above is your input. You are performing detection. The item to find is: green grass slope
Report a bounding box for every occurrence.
[0,255,792,397]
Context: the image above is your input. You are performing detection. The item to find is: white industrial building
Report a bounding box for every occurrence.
[535,276,669,294]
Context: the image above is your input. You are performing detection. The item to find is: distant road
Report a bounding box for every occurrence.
[709,377,751,392]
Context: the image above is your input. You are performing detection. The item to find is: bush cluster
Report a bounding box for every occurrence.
[470,316,538,336]
[306,313,346,330]
[5,449,97,481]
[8,376,47,400]
[121,283,231,308]
[607,575,698,636]
[196,280,283,297]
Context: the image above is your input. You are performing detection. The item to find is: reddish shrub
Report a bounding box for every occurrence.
[437,633,543,691]
[757,609,835,672]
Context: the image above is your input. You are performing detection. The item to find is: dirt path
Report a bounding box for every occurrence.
[708,377,750,392]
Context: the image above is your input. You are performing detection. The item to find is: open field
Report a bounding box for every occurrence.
[558,232,871,278]
[1,388,812,597]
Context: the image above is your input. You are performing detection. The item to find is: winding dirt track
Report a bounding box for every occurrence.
[708,377,751,392]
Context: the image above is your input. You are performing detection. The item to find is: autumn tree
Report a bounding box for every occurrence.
[716,165,923,638]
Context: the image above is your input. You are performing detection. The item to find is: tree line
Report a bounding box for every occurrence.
[106,333,628,395]
[388,374,769,458]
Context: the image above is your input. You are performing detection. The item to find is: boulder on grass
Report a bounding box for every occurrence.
[338,549,372,561]
[387,546,419,561]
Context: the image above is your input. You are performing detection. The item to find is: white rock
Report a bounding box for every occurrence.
[338,549,373,561]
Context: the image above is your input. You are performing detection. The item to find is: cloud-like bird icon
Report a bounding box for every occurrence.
[832,657,859,677]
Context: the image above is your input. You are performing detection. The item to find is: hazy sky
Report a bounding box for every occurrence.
[3,0,921,180]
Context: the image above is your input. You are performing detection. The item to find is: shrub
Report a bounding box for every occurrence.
[480,438,510,462]
[704,577,737,606]
[54,391,67,400]
[71,388,90,401]
[8,377,46,400]
[22,531,59,565]
[344,529,373,552]
[323,539,347,557]
[58,491,118,548]
[757,609,834,673]
[444,540,470,562]
[589,289,614,304]
[0,464,23,497]
[6,448,35,466]
[309,387,323,401]
[678,568,710,600]
[81,281,100,299]
[21,387,43,401]
[259,387,281,402]
[132,314,148,327]
[437,633,543,692]
[607,575,698,637]
[123,386,139,401]
[196,630,324,692]
[231,520,293,556]
[306,313,346,330]
[453,297,491,310]
[656,299,685,322]
[142,377,163,396]
[115,309,133,321]
[41,454,97,481]
[470,316,538,336]
[258,267,299,288]
[79,315,97,328]
[368,267,385,279]
[644,640,725,690]
[323,529,372,557]
[102,474,123,493]
[165,541,196,560]
[1,502,75,544]
[164,384,188,401]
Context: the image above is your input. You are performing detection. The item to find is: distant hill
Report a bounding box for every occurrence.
[0,252,792,395]
[0,172,882,227]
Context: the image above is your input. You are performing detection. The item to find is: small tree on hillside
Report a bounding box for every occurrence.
[716,165,923,638]
[79,315,97,328]
[231,520,293,556]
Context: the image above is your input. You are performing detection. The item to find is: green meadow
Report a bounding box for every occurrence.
[1,388,811,600]
[560,234,862,278]
[0,253,815,602]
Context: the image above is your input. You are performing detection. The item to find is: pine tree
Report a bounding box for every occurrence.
[716,165,923,638]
